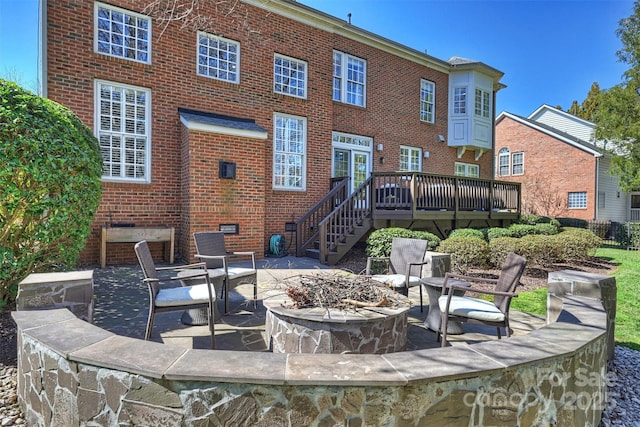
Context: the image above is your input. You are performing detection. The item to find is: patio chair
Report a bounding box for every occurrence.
[438,252,527,347]
[365,237,430,311]
[193,231,258,315]
[134,240,216,348]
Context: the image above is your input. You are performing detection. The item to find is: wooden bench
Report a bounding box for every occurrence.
[101,226,175,268]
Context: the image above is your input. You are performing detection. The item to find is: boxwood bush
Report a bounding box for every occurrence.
[550,228,602,261]
[366,227,440,258]
[437,236,488,274]
[447,228,485,240]
[0,80,102,309]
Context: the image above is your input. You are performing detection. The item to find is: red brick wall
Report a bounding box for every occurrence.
[495,116,596,220]
[46,0,491,265]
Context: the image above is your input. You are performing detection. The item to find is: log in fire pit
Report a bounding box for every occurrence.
[263,274,411,354]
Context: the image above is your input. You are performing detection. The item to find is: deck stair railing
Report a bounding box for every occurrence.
[295,177,349,257]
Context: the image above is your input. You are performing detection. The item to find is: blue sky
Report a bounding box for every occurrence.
[0,0,634,117]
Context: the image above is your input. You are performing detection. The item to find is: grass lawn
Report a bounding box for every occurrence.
[512,247,640,351]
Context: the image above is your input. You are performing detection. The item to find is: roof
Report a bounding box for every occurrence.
[496,111,603,157]
[178,108,268,139]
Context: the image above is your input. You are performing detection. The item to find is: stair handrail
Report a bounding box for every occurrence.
[295,177,349,256]
[318,177,372,264]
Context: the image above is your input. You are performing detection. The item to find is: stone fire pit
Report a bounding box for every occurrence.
[263,275,411,354]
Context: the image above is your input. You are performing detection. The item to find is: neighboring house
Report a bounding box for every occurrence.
[41,0,511,265]
[496,104,638,223]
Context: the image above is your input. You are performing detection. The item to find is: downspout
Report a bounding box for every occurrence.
[38,0,47,97]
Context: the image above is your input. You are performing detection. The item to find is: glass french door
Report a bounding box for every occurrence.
[332,148,371,194]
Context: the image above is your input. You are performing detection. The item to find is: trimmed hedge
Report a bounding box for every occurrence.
[366,227,440,258]
[436,236,488,274]
[448,228,485,240]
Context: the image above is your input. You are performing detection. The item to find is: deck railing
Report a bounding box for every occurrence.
[371,172,520,213]
[295,173,521,261]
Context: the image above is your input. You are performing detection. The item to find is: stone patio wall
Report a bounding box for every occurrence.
[13,271,615,426]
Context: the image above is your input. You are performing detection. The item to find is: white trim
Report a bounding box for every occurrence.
[420,79,435,123]
[333,50,367,107]
[272,112,307,191]
[497,112,602,157]
[94,2,151,64]
[528,104,595,128]
[273,53,308,99]
[179,116,267,139]
[196,31,240,84]
[94,79,152,184]
[399,145,422,171]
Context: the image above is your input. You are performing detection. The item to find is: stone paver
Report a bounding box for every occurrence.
[92,257,545,352]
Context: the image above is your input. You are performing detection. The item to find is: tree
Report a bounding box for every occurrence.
[0,80,103,309]
[593,1,640,191]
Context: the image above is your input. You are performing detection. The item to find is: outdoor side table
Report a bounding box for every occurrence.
[176,269,226,324]
[421,277,471,334]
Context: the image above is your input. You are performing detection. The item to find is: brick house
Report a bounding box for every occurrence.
[40,0,515,265]
[496,105,638,223]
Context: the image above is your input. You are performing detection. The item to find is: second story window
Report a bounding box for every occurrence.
[475,88,490,118]
[420,79,435,123]
[400,146,421,171]
[197,32,240,83]
[333,51,366,107]
[453,87,467,114]
[274,54,307,98]
[95,3,150,63]
[498,147,510,176]
[95,80,151,183]
[512,152,524,175]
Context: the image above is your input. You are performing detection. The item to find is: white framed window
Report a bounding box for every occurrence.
[568,192,587,209]
[197,31,240,83]
[512,152,524,175]
[95,2,150,63]
[453,87,467,114]
[95,80,151,182]
[400,146,422,171]
[420,79,435,123]
[498,147,510,176]
[274,54,307,98]
[455,162,480,178]
[273,113,306,190]
[474,88,490,118]
[333,51,366,107]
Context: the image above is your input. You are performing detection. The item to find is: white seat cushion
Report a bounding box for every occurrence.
[372,274,422,288]
[225,267,256,280]
[155,283,215,307]
[438,296,505,322]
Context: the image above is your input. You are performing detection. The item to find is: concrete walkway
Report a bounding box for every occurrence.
[92,256,545,352]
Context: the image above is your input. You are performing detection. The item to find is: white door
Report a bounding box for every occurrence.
[332,148,371,194]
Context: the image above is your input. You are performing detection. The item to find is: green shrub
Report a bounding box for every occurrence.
[519,213,542,225]
[507,224,538,238]
[437,236,488,274]
[486,227,512,241]
[550,228,602,262]
[533,223,559,236]
[0,80,103,309]
[448,228,485,240]
[488,237,520,267]
[410,230,441,250]
[516,234,561,267]
[366,227,440,258]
